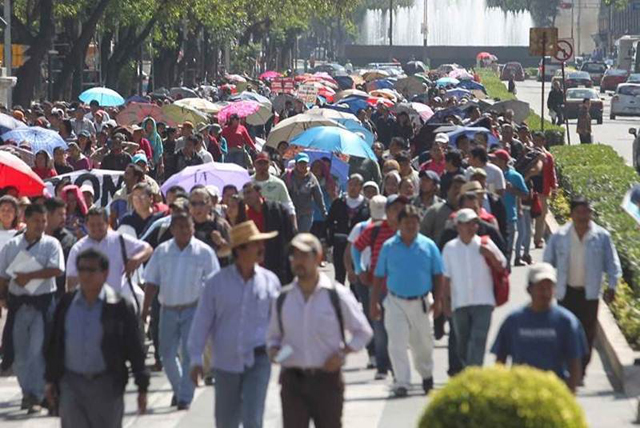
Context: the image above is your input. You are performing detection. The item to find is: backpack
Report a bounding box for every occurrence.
[480,235,509,306]
[276,283,345,343]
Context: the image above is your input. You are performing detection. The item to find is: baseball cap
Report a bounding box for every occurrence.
[78,130,91,138]
[460,180,485,195]
[467,167,487,178]
[290,233,323,254]
[527,263,557,285]
[205,185,221,199]
[255,152,270,163]
[492,149,511,162]
[132,153,148,165]
[363,181,380,194]
[131,125,143,132]
[295,152,310,164]
[385,194,410,208]
[419,169,441,184]
[80,184,94,196]
[349,173,364,183]
[455,208,479,224]
[435,133,450,145]
[369,195,387,220]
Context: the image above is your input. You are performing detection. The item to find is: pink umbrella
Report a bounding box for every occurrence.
[449,69,474,81]
[217,100,262,123]
[312,72,338,85]
[260,70,281,81]
[116,103,172,126]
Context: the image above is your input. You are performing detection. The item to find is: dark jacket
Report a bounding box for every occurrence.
[547,88,564,111]
[262,200,295,284]
[45,286,149,394]
[486,193,508,240]
[326,196,370,246]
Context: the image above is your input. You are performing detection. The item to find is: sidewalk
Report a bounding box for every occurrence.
[0,250,637,427]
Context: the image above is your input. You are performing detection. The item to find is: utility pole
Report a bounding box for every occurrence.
[4,0,11,107]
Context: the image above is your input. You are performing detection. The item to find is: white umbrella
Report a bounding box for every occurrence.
[334,89,369,102]
[174,98,222,114]
[305,108,358,122]
[266,114,344,148]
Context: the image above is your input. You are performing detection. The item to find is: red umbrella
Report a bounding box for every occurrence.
[260,70,281,81]
[476,52,493,60]
[0,151,45,196]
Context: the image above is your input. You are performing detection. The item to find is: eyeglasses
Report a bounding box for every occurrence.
[190,201,207,207]
[78,267,101,273]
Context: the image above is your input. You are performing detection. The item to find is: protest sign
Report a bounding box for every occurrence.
[45,169,124,207]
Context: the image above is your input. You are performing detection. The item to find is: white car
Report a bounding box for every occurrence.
[610,83,640,120]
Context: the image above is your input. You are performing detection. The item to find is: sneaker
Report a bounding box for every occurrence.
[522,254,533,265]
[514,258,525,267]
[374,372,388,381]
[422,377,434,394]
[366,356,376,370]
[170,394,177,407]
[392,386,408,398]
[177,402,190,411]
[27,403,42,415]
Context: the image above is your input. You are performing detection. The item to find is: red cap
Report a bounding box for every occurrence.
[492,149,511,162]
[255,152,270,163]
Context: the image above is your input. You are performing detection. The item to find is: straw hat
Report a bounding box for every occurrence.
[230,220,278,248]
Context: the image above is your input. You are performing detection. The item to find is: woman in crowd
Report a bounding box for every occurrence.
[382,170,401,197]
[61,184,88,237]
[31,150,57,180]
[225,194,247,227]
[0,195,22,234]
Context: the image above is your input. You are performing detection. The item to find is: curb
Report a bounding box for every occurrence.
[546,212,640,395]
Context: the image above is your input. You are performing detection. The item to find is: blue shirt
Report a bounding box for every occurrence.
[64,288,107,374]
[503,167,528,222]
[187,264,281,373]
[374,232,444,298]
[491,305,587,379]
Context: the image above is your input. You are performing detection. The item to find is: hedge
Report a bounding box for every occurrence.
[419,366,587,428]
[477,69,565,145]
[550,144,640,348]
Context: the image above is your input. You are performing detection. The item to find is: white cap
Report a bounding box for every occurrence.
[435,133,450,145]
[527,263,557,285]
[80,184,95,196]
[455,208,478,224]
[369,195,387,220]
[206,185,221,199]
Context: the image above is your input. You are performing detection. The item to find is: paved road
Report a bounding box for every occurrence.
[514,79,638,165]
[0,250,637,427]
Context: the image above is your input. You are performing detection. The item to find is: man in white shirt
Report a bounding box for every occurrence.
[251,151,296,225]
[442,208,506,368]
[468,147,505,196]
[143,213,219,410]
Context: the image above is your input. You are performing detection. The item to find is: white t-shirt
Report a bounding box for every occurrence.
[484,163,506,194]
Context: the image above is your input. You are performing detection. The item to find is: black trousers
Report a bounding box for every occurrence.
[579,133,592,144]
[281,369,343,428]
[332,239,348,285]
[559,286,599,374]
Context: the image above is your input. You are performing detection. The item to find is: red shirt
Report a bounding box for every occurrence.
[136,138,153,161]
[221,124,256,151]
[420,159,446,176]
[32,167,57,180]
[542,152,557,196]
[247,204,265,232]
[354,220,396,292]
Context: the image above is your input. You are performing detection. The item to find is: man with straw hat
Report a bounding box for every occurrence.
[188,220,280,427]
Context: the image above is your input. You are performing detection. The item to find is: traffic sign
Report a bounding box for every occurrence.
[554,38,574,63]
[529,27,558,57]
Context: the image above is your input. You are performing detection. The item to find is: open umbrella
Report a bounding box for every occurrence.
[116,103,169,126]
[230,91,272,106]
[218,100,273,126]
[305,108,358,121]
[0,113,27,135]
[403,61,428,75]
[334,89,369,102]
[445,126,499,146]
[330,96,369,115]
[435,77,460,88]
[393,102,434,124]
[272,93,300,113]
[445,88,473,100]
[170,87,199,99]
[367,96,394,108]
[291,126,376,160]
[366,78,395,91]
[449,69,474,80]
[259,70,281,81]
[161,104,209,126]
[369,89,399,102]
[362,70,389,82]
[458,79,487,93]
[0,151,46,196]
[266,114,342,148]
[395,76,427,97]
[335,119,375,146]
[226,74,247,83]
[174,98,221,114]
[476,52,493,60]
[2,127,67,156]
[160,162,250,196]
[480,99,530,123]
[79,87,125,107]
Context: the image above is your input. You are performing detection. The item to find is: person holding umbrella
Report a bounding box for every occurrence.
[284,153,327,233]
[222,113,256,168]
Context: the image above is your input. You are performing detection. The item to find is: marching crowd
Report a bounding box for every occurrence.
[0,82,624,428]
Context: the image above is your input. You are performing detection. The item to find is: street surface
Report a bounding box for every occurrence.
[515,79,636,165]
[0,250,636,427]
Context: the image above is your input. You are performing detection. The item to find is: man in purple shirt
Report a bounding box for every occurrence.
[188,220,280,427]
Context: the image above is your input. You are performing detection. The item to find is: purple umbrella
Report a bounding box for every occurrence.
[160,162,250,196]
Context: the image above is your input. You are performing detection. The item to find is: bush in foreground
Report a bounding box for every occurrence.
[419,366,587,428]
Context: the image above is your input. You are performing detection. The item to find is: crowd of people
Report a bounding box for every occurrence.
[0,65,624,428]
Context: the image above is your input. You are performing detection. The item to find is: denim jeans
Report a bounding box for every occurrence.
[227,148,247,168]
[297,214,313,233]
[373,294,391,374]
[159,306,197,404]
[13,302,54,401]
[515,208,532,260]
[452,305,493,368]
[447,318,463,376]
[213,353,271,428]
[505,220,517,266]
[354,282,375,357]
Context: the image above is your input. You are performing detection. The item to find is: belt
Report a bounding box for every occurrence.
[162,301,198,310]
[67,370,109,381]
[389,291,428,301]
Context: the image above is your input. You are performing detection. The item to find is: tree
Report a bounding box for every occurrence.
[487,0,561,27]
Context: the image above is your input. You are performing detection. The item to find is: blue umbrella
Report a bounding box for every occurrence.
[334,75,354,90]
[329,96,369,115]
[335,118,375,146]
[446,126,499,146]
[367,78,395,90]
[80,87,125,107]
[435,77,460,88]
[445,88,472,100]
[2,126,68,155]
[0,112,27,135]
[458,79,487,94]
[303,150,350,191]
[291,126,376,160]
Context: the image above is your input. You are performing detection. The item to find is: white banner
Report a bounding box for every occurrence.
[45,169,125,207]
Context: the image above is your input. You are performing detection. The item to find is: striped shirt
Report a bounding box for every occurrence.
[352,220,396,292]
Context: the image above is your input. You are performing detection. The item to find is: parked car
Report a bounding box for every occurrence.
[580,62,608,85]
[563,88,603,124]
[610,83,640,120]
[627,73,640,84]
[500,62,525,81]
[564,71,594,88]
[600,68,629,93]
[537,56,562,81]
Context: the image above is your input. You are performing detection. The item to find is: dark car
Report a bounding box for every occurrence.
[564,71,593,89]
[563,87,603,124]
[600,68,629,93]
[580,62,608,86]
[500,62,525,81]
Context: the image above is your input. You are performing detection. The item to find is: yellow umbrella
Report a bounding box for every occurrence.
[266,114,343,148]
[162,104,209,127]
[369,89,399,103]
[362,70,389,82]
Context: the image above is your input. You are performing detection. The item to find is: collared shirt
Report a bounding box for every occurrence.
[544,221,621,301]
[568,225,589,287]
[64,287,107,374]
[0,234,64,296]
[374,232,443,298]
[67,230,149,293]
[71,117,96,136]
[188,264,281,373]
[143,238,219,306]
[442,235,507,310]
[266,273,373,369]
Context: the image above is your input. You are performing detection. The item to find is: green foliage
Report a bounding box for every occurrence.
[477,69,565,144]
[550,144,640,348]
[419,366,587,428]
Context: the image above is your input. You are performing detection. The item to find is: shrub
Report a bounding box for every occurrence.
[419,366,587,428]
[550,144,640,348]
